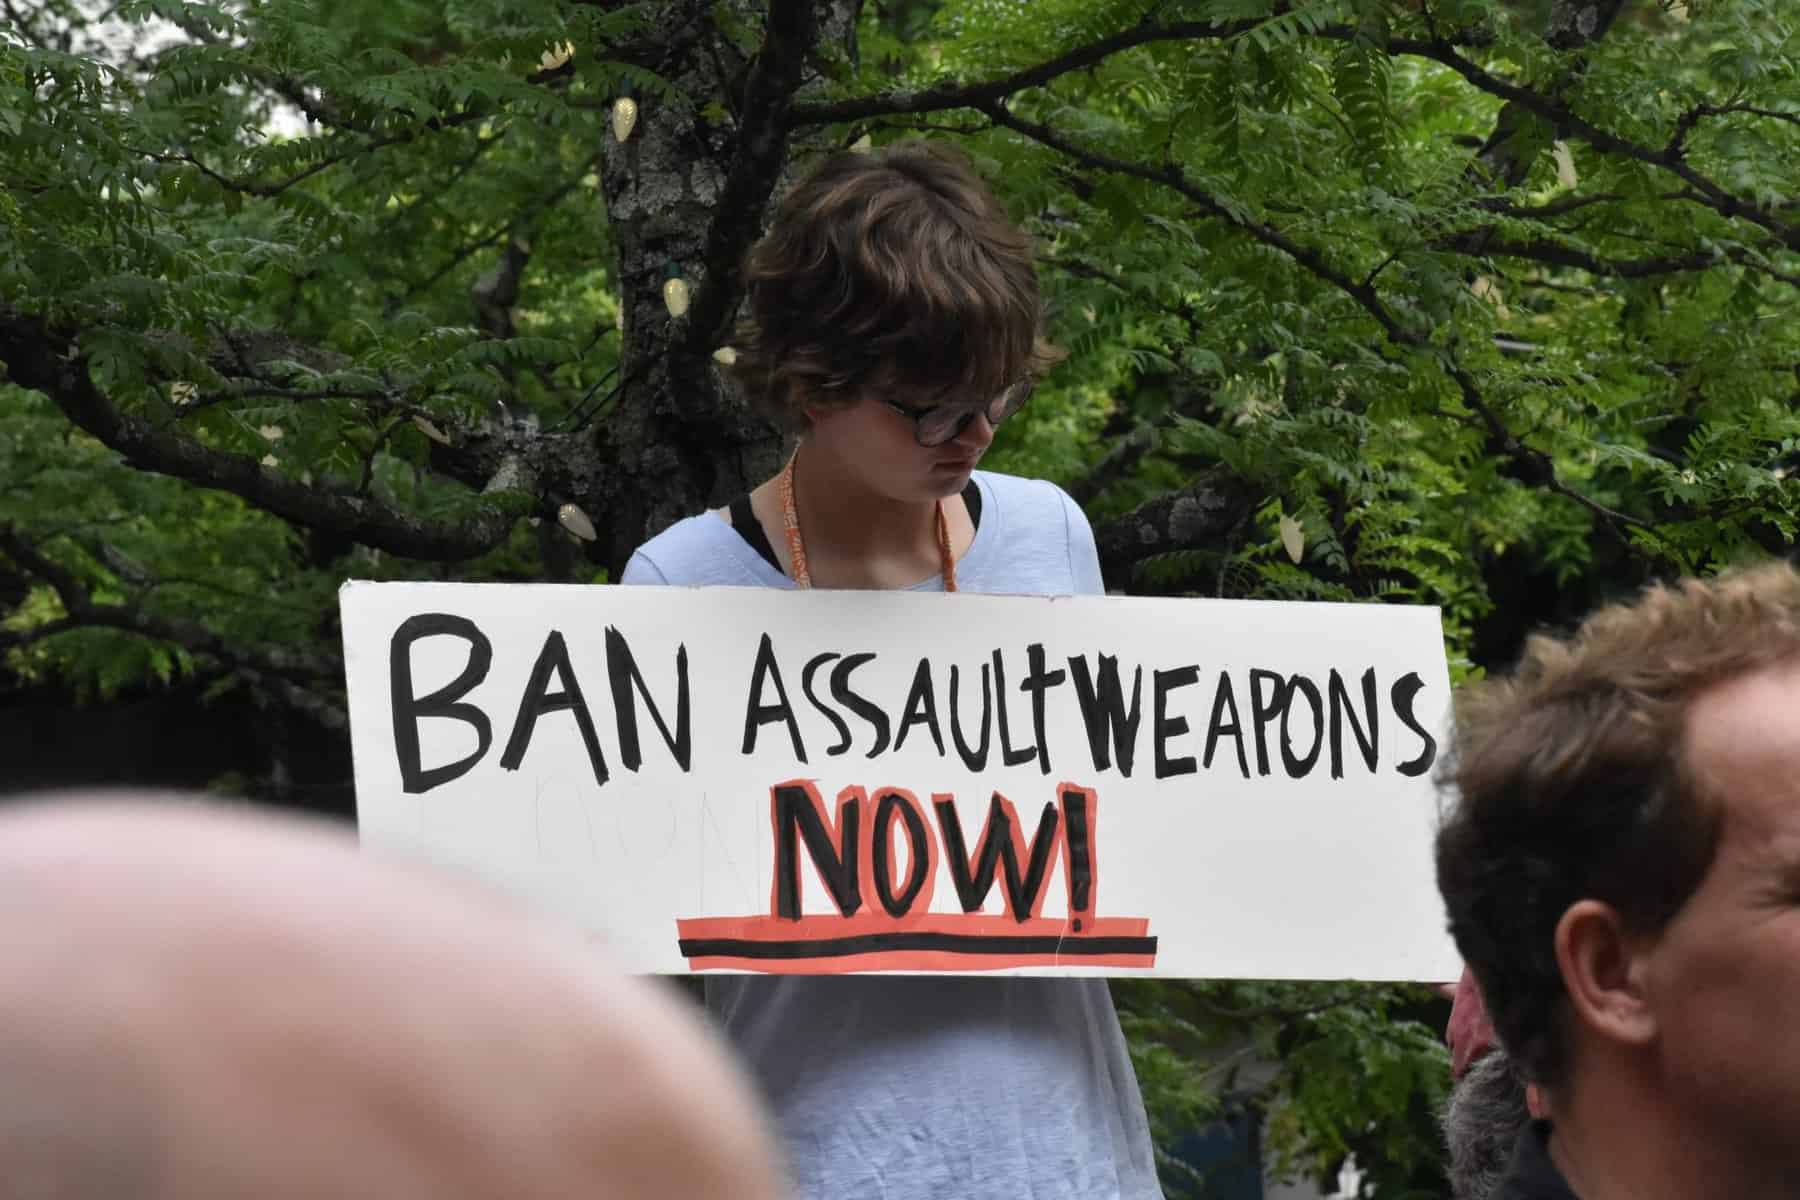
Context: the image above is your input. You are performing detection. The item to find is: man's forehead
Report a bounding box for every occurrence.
[1683,659,1800,836]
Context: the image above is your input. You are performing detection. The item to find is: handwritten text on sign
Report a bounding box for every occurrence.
[341,582,1458,980]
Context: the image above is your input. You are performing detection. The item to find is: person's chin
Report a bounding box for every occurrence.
[927,456,980,490]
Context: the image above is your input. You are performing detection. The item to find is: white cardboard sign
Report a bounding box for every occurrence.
[341,581,1458,980]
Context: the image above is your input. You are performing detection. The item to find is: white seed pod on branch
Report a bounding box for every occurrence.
[1279,513,1305,564]
[411,415,450,445]
[611,97,638,143]
[557,503,597,541]
[1553,141,1578,188]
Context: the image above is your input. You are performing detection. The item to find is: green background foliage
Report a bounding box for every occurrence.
[5,0,1798,1193]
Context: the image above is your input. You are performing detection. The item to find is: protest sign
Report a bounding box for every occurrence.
[341,581,1458,980]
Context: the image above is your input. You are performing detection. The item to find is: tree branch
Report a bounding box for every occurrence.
[0,309,526,562]
[396,166,591,308]
[788,19,1261,125]
[1671,102,1800,156]
[787,17,1496,126]
[1437,232,1720,278]
[985,101,1659,544]
[1,519,350,729]
[1702,104,1800,129]
[0,526,340,685]
[135,144,351,199]
[1049,255,1211,348]
[2,0,48,48]
[0,617,84,654]
[131,57,575,200]
[160,7,357,134]
[1068,423,1157,506]
[1441,229,1800,289]
[174,382,399,417]
[1475,192,1629,218]
[808,0,1763,271]
[983,102,1416,346]
[1091,469,1254,591]
[683,0,820,356]
[472,237,532,341]
[233,665,349,730]
[1395,37,1800,253]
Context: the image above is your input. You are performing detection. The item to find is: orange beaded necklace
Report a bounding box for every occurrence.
[776,452,958,592]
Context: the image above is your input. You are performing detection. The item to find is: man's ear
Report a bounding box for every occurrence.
[1554,899,1657,1049]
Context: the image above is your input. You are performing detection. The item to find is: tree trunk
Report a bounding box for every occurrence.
[593,0,850,574]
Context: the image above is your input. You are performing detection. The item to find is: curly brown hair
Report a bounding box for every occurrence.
[727,140,1061,430]
[1436,560,1800,1086]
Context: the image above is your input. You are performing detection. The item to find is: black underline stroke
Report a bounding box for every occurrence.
[678,932,1159,961]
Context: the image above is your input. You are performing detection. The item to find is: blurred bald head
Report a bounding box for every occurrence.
[0,793,784,1200]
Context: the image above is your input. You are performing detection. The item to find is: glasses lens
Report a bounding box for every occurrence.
[987,383,1029,426]
[915,406,973,447]
[907,384,1030,447]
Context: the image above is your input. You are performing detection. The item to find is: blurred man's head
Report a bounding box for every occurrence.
[1441,968,1534,1200]
[0,795,784,1200]
[1436,561,1800,1193]
[1442,1045,1532,1200]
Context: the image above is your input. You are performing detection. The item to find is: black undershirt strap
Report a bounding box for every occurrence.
[731,480,982,575]
[729,493,777,570]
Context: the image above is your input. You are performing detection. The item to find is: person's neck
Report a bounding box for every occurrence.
[787,439,941,565]
[1549,1061,1784,1200]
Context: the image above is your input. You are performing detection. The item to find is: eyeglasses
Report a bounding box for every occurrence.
[878,383,1032,448]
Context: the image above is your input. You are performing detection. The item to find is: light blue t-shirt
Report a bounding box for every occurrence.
[622,471,1162,1200]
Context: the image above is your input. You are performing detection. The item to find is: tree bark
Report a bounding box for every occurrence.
[1091,469,1253,593]
[1471,0,1631,188]
[591,0,847,574]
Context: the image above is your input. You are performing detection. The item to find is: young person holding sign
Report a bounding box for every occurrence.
[622,143,1161,1199]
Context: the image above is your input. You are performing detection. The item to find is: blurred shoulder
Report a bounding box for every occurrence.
[976,470,1090,534]
[620,512,746,587]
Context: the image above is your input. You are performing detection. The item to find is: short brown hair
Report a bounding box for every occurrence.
[1436,560,1800,1085]
[728,140,1061,429]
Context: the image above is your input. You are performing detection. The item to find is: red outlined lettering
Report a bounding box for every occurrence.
[934,790,1058,921]
[871,787,937,918]
[684,778,1155,973]
[1059,782,1096,932]
[770,780,865,919]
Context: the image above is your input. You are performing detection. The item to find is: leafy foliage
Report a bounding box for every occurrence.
[6,0,1800,1194]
